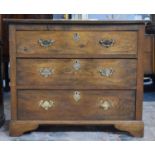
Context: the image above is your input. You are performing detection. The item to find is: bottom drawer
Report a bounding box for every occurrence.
[17,90,135,120]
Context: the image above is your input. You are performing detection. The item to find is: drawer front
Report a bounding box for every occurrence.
[16,59,137,89]
[17,90,135,120]
[16,31,137,57]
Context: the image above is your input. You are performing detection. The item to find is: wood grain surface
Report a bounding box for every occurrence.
[17,90,135,121]
[8,20,145,137]
[16,59,137,89]
[16,31,137,57]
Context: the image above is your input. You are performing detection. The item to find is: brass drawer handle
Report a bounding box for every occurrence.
[99,68,113,77]
[99,100,111,111]
[39,100,55,110]
[99,39,115,48]
[73,91,81,102]
[38,39,55,47]
[39,67,54,78]
[73,60,81,71]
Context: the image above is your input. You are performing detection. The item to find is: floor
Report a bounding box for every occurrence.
[0,92,155,141]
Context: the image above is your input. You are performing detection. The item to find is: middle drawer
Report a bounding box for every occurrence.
[16,59,137,89]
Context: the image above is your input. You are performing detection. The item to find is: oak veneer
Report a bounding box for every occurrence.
[17,90,135,121]
[16,59,137,89]
[16,31,137,56]
[7,20,145,137]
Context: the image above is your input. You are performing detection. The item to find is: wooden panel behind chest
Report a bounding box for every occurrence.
[17,90,135,120]
[143,35,154,74]
[16,31,137,58]
[16,59,137,89]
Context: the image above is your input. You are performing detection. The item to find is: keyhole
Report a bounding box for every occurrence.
[23,47,28,51]
[73,60,80,71]
[75,91,80,95]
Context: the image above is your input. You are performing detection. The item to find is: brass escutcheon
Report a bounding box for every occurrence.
[73,91,81,102]
[73,60,81,71]
[73,33,80,41]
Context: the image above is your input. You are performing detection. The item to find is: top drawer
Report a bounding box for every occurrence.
[16,31,137,58]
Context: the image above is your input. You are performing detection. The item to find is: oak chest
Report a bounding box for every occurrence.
[8,20,145,137]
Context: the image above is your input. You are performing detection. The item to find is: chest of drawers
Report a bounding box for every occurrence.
[7,20,145,137]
